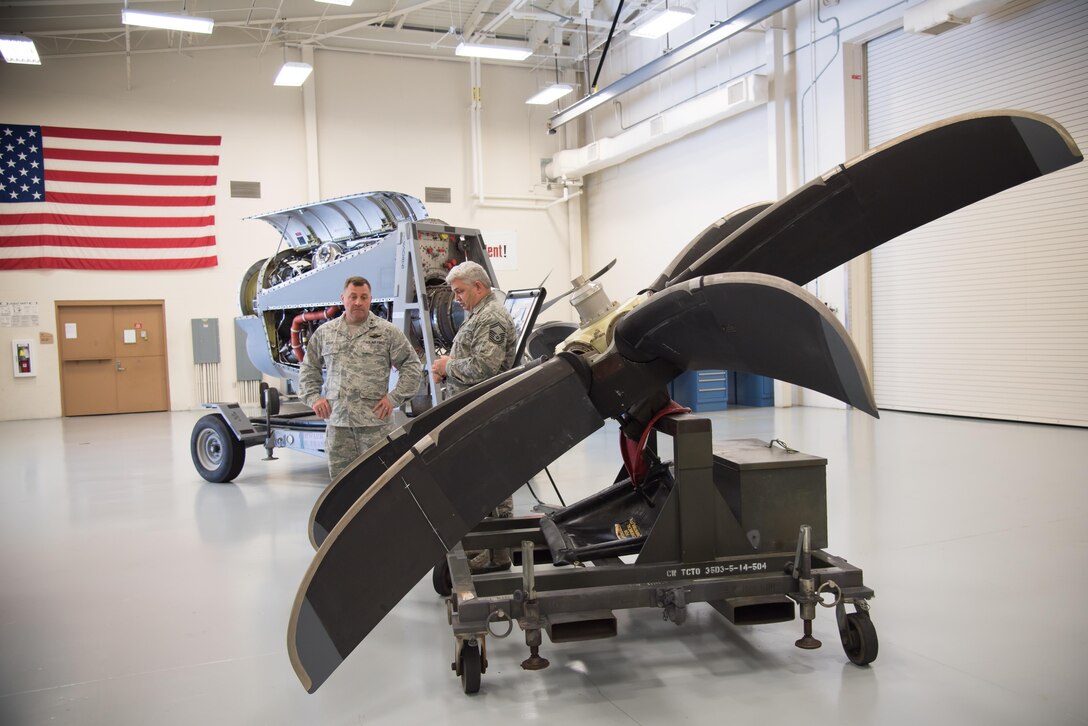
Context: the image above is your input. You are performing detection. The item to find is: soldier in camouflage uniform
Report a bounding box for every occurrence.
[431,261,517,571]
[300,276,423,480]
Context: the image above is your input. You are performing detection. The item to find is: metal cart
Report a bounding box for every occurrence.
[436,413,878,694]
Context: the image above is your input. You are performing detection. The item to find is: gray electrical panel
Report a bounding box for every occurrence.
[191,318,221,364]
[234,319,262,381]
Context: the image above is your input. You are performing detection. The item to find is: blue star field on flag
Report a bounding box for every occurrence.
[0,125,46,203]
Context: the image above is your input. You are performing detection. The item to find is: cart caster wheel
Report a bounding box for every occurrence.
[459,640,482,694]
[841,611,878,666]
[260,386,281,416]
[432,559,452,597]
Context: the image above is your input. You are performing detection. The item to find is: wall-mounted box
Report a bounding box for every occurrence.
[12,339,35,377]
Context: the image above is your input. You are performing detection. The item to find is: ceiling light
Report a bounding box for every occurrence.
[526,83,574,105]
[455,41,532,61]
[0,36,41,65]
[121,9,214,34]
[316,0,355,5]
[274,61,313,86]
[630,7,696,39]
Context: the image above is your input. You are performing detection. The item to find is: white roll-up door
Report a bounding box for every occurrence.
[865,0,1088,426]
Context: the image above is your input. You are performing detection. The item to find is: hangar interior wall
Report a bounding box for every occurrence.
[2,0,1083,427]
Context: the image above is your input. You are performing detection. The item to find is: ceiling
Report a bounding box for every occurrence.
[0,0,660,72]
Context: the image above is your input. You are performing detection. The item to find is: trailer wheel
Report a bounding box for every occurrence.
[459,640,482,695]
[191,414,246,483]
[260,386,281,416]
[841,611,878,666]
[432,559,452,597]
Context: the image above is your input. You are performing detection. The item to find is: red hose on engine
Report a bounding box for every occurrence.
[291,306,341,362]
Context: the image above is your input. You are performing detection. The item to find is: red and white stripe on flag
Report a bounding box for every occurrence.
[0,123,221,271]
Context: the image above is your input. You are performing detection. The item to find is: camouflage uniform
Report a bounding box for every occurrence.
[300,313,422,480]
[446,291,517,568]
[445,291,517,395]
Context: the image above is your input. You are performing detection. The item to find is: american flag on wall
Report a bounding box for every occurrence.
[0,123,221,270]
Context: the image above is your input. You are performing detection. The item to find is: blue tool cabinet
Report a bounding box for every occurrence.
[671,370,775,410]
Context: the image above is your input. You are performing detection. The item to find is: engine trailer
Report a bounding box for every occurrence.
[189,190,544,483]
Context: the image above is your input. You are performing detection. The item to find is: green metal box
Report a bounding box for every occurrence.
[712,438,827,553]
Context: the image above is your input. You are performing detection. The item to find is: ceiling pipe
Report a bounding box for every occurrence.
[548,0,798,130]
[546,73,768,179]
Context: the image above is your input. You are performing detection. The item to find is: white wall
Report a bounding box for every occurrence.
[0,48,573,421]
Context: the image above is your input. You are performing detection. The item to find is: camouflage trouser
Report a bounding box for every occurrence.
[325,424,388,481]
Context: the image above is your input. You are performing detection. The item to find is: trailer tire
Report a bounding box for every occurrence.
[191,414,246,483]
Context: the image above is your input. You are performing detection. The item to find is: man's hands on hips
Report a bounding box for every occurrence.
[372,395,394,420]
[314,395,394,419]
[312,397,332,419]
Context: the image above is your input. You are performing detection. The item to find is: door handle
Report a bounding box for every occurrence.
[116,360,125,372]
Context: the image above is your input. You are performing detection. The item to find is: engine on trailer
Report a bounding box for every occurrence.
[234,191,500,407]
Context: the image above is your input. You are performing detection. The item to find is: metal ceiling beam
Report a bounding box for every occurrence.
[304,0,452,43]
[462,0,498,40]
[547,0,798,131]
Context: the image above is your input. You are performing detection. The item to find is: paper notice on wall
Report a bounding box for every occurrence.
[65,323,77,339]
[483,230,518,271]
[0,301,39,327]
[123,329,137,344]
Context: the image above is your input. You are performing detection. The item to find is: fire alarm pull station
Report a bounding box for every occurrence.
[13,339,35,378]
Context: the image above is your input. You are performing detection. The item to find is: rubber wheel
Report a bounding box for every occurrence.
[459,640,482,695]
[191,414,246,483]
[432,558,452,597]
[260,386,281,416]
[841,611,879,666]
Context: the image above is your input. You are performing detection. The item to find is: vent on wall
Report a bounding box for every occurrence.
[425,187,452,203]
[230,181,262,198]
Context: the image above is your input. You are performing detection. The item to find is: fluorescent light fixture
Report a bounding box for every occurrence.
[630,6,696,38]
[121,9,214,34]
[455,41,532,61]
[316,0,354,5]
[526,83,574,105]
[274,61,313,86]
[0,36,41,65]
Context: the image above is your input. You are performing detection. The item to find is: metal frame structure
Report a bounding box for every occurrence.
[441,413,877,693]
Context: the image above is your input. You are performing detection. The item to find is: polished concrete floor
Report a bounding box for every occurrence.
[1,405,1086,725]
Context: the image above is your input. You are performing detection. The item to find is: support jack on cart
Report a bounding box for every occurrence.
[437,413,877,694]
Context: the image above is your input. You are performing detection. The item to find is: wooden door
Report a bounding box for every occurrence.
[113,304,169,412]
[57,301,170,416]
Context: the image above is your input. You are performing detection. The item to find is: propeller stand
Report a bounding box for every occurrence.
[442,411,879,694]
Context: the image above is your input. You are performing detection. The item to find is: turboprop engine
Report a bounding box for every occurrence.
[234,191,502,407]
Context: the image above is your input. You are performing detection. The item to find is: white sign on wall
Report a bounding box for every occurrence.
[482,229,518,271]
[0,301,39,328]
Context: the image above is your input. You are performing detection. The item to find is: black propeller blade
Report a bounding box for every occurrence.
[290,354,605,693]
[308,361,540,549]
[614,273,877,416]
[667,111,1083,287]
[648,202,772,292]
